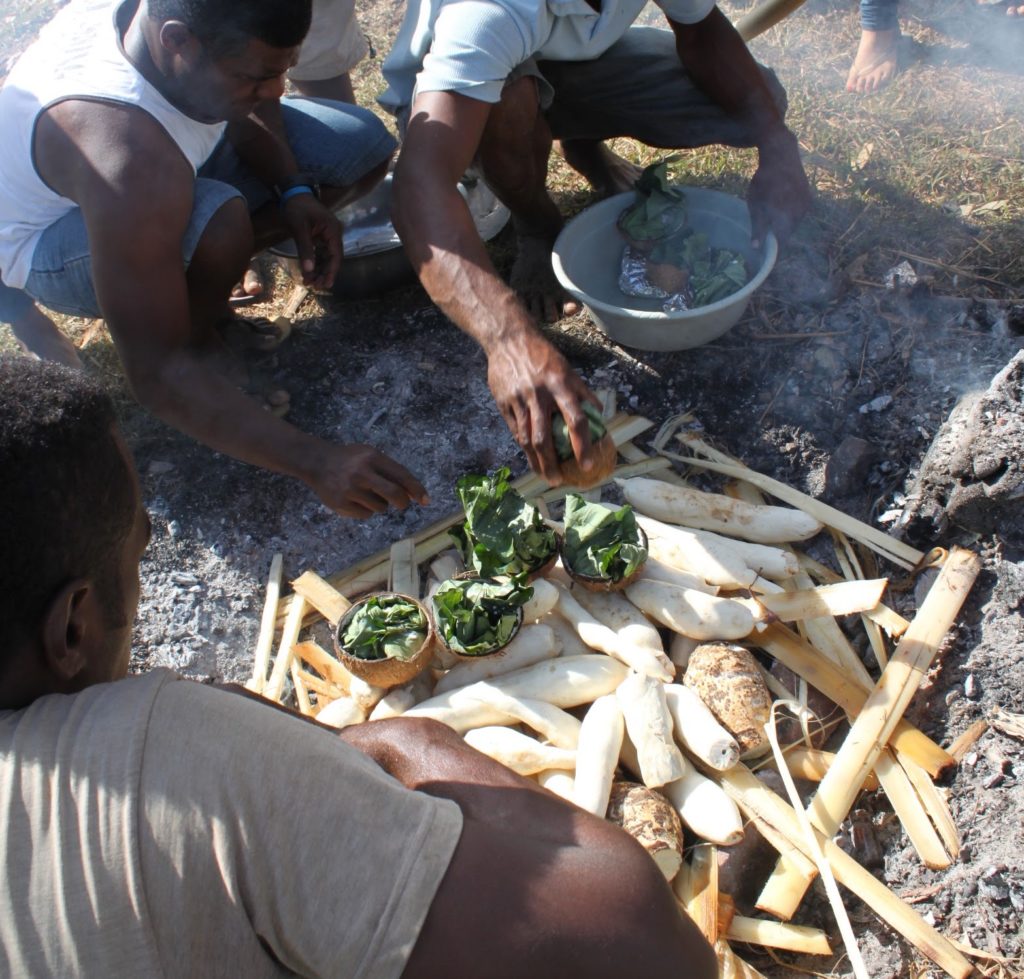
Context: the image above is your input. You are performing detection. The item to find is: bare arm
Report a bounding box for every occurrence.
[392,92,599,484]
[34,101,424,518]
[671,8,811,245]
[342,718,716,979]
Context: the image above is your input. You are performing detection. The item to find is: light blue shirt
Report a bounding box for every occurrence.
[379,0,716,114]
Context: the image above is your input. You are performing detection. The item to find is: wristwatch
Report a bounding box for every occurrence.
[273,172,322,204]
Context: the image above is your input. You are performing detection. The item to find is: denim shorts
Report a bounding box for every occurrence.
[24,97,397,318]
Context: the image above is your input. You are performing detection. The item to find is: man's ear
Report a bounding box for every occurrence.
[158,20,198,59]
[41,579,94,684]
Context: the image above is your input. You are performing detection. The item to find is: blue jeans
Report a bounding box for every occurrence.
[0,278,34,325]
[24,97,396,319]
[861,0,899,32]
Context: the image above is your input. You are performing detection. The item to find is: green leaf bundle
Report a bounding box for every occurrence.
[432,577,533,656]
[563,495,648,583]
[617,158,686,244]
[451,468,557,576]
[552,402,607,463]
[341,595,428,662]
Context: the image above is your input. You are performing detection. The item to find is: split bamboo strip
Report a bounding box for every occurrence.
[898,753,960,859]
[296,667,344,702]
[247,553,283,694]
[662,439,924,570]
[716,943,771,979]
[778,747,879,791]
[290,661,312,715]
[293,640,353,692]
[725,917,833,956]
[291,569,351,625]
[807,547,979,837]
[684,844,718,946]
[388,539,419,597]
[795,551,910,637]
[751,579,888,622]
[832,531,889,670]
[745,813,818,881]
[755,622,953,776]
[947,719,989,762]
[265,595,306,704]
[717,892,736,934]
[718,765,972,979]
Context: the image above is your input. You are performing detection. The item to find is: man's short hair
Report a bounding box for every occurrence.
[148,0,313,57]
[0,358,135,650]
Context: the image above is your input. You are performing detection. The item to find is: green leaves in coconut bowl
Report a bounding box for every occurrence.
[432,576,533,658]
[450,468,558,578]
[334,593,434,687]
[561,495,648,592]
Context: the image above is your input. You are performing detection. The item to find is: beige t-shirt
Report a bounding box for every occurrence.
[0,670,463,978]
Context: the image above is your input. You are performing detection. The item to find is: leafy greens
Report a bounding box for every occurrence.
[450,468,557,576]
[617,158,686,244]
[341,595,427,662]
[552,402,607,463]
[432,577,533,656]
[562,495,648,582]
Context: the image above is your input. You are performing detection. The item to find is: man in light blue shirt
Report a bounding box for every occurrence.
[383,0,810,485]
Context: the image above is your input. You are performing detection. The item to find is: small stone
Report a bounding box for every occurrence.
[167,520,182,539]
[945,689,962,707]
[859,394,893,414]
[148,460,174,475]
[964,674,979,699]
[965,752,978,766]
[170,572,199,586]
[978,869,1010,902]
[972,454,1005,480]
[982,772,1005,789]
[825,436,881,497]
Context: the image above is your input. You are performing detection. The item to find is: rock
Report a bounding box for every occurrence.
[859,394,894,414]
[825,436,881,498]
[148,460,175,476]
[978,867,1011,902]
[964,673,979,699]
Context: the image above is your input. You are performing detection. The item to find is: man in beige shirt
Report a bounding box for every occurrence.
[0,355,714,978]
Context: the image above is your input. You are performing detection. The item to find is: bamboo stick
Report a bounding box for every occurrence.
[683,844,719,946]
[725,916,833,956]
[265,595,306,704]
[832,531,889,670]
[290,660,312,715]
[717,765,973,979]
[389,539,419,597]
[293,640,353,693]
[749,578,888,622]
[898,753,960,859]
[291,569,351,625]
[947,719,989,762]
[247,553,283,694]
[777,747,879,791]
[296,667,345,702]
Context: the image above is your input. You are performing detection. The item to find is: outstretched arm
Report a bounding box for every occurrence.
[392,91,600,485]
[342,717,716,979]
[671,7,811,245]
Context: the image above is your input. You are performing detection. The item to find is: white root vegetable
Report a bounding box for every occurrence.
[637,515,755,588]
[369,671,435,720]
[618,477,823,544]
[540,610,593,658]
[691,529,798,581]
[617,671,687,787]
[669,633,699,672]
[522,579,559,622]
[405,655,627,732]
[429,551,463,583]
[464,726,576,776]
[465,684,582,749]
[662,768,744,846]
[315,696,366,729]
[639,556,719,596]
[607,781,684,881]
[433,624,561,695]
[571,587,665,653]
[537,768,576,801]
[626,579,754,641]
[554,582,674,682]
[348,675,387,714]
[574,695,626,815]
[663,683,740,771]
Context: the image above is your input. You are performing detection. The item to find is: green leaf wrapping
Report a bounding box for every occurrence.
[648,227,748,307]
[563,495,648,582]
[341,595,428,662]
[551,402,608,462]
[617,158,686,243]
[450,468,557,576]
[432,577,533,656]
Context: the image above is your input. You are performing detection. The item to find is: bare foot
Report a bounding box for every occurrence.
[230,259,265,306]
[559,140,642,198]
[9,304,83,368]
[510,232,579,323]
[1007,3,1024,14]
[846,28,900,94]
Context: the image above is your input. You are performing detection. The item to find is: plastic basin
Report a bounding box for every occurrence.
[551,187,777,352]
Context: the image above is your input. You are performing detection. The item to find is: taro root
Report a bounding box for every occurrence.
[683,643,772,756]
[334,593,434,688]
[560,494,648,592]
[646,261,689,295]
[551,402,618,489]
[606,781,684,882]
[431,576,531,659]
[450,468,557,578]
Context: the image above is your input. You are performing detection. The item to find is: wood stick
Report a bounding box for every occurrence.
[725,917,833,956]
[389,538,419,597]
[296,668,345,702]
[750,578,888,623]
[247,553,283,694]
[291,569,351,625]
[683,844,718,946]
[290,660,312,715]
[832,531,889,670]
[946,719,989,763]
[293,640,353,693]
[265,595,306,704]
[776,747,879,791]
[795,552,910,636]
[718,765,973,979]
[898,753,960,860]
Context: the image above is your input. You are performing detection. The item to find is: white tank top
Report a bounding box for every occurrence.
[0,0,227,287]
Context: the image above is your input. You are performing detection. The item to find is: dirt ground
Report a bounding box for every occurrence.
[2,0,1023,975]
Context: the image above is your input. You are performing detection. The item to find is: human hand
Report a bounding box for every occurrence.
[307,442,429,519]
[748,128,812,249]
[486,329,600,485]
[282,193,342,289]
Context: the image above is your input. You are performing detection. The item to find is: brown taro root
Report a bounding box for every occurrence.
[646,261,689,295]
[606,780,684,881]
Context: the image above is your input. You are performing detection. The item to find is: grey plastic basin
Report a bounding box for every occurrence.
[551,187,777,352]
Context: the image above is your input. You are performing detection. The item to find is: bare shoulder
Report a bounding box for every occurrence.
[34,98,194,209]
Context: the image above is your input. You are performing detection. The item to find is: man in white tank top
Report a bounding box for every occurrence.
[0,0,429,520]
